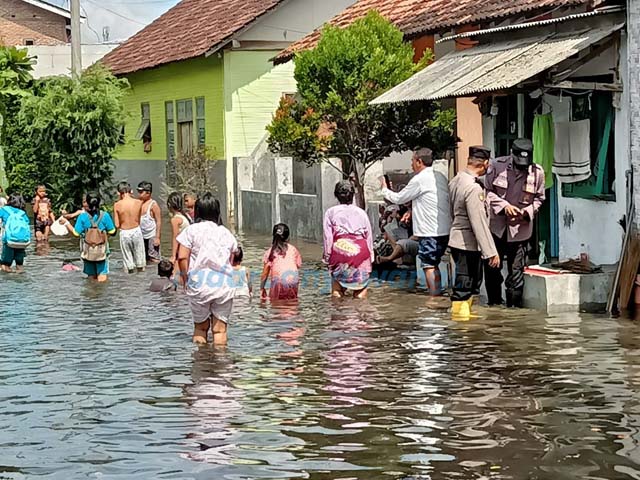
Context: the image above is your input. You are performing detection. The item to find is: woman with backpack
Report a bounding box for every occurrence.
[60,192,116,282]
[0,194,31,273]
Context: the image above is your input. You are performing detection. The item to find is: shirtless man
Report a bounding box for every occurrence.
[137,181,162,263]
[114,182,146,273]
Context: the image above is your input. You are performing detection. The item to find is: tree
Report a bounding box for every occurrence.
[0,46,35,192]
[7,64,128,209]
[267,11,456,207]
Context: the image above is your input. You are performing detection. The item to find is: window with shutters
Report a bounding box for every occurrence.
[196,97,205,147]
[176,99,194,156]
[166,101,176,182]
[136,102,152,153]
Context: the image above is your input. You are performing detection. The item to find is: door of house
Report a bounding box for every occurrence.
[494,94,558,262]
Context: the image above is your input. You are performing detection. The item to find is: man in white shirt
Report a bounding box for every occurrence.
[380,148,451,296]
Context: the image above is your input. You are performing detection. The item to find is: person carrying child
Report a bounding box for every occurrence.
[150,260,177,292]
[177,193,238,345]
[261,223,302,301]
[0,194,31,273]
[33,185,56,242]
[60,192,116,282]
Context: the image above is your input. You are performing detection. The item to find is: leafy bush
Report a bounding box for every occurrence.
[267,11,456,206]
[0,46,35,191]
[6,64,128,210]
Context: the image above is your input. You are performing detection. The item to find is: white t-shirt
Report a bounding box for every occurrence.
[382,167,450,238]
[176,221,238,303]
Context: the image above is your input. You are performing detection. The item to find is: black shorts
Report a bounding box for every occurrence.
[417,235,449,267]
[35,218,52,233]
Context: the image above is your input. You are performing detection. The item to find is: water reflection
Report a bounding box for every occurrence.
[1,233,640,478]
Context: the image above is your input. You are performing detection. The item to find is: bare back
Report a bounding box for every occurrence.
[115,196,143,230]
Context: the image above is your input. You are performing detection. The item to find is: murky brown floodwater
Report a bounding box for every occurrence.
[1,225,640,479]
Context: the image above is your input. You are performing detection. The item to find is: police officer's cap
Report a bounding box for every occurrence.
[469,146,491,160]
[512,138,533,159]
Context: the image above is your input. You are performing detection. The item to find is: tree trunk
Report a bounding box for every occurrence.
[351,161,366,210]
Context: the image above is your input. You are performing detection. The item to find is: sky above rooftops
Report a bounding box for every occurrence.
[51,0,179,43]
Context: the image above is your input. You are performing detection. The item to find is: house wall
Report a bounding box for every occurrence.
[236,0,356,43]
[114,55,225,204]
[554,40,629,265]
[223,49,297,218]
[0,0,67,45]
[454,27,484,172]
[28,44,116,78]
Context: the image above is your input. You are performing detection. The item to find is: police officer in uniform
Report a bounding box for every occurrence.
[449,146,500,317]
[484,138,546,308]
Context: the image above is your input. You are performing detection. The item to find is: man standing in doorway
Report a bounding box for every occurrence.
[137,181,162,263]
[380,147,450,296]
[484,138,545,308]
[449,146,500,317]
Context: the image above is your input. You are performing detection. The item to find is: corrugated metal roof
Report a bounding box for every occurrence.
[371,21,623,104]
[436,7,622,43]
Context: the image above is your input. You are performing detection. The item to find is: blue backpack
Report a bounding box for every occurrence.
[4,208,31,249]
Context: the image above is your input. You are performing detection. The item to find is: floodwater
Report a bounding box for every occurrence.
[2,229,640,480]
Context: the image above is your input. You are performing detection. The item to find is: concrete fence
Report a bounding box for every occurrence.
[234,143,342,241]
[233,136,388,242]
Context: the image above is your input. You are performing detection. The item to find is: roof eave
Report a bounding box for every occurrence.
[20,0,86,19]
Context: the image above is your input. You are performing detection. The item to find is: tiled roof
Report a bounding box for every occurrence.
[274,0,601,64]
[102,0,285,75]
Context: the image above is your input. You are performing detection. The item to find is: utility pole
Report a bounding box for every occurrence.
[71,0,82,79]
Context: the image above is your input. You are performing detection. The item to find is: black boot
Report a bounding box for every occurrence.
[506,289,524,308]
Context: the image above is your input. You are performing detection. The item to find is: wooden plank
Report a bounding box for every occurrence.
[618,234,640,311]
[545,81,623,92]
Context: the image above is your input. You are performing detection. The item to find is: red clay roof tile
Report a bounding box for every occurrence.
[274,0,602,64]
[102,0,285,75]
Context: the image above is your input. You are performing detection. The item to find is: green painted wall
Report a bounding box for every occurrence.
[223,50,296,161]
[116,55,224,162]
[223,50,296,214]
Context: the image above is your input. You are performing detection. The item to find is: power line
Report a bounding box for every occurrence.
[80,5,102,42]
[83,0,149,26]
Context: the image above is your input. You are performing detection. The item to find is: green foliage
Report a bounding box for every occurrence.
[6,64,129,210]
[0,46,35,97]
[0,46,35,191]
[267,11,456,203]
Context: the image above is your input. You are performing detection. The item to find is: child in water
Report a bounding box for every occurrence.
[0,194,31,273]
[62,260,81,272]
[261,223,302,301]
[231,246,252,298]
[33,185,56,242]
[183,192,196,223]
[150,260,176,292]
[177,193,237,345]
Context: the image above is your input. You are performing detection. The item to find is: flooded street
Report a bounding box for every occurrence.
[2,232,640,479]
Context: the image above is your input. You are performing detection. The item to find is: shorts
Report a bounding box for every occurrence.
[1,243,26,266]
[143,238,161,262]
[397,238,419,265]
[417,235,449,267]
[120,227,146,271]
[189,296,234,325]
[83,259,109,277]
[35,218,52,233]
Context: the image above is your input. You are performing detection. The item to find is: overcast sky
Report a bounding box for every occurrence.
[52,0,180,43]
